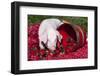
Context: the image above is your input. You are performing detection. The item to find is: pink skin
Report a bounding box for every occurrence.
[38,19,63,51]
[47,28,62,51]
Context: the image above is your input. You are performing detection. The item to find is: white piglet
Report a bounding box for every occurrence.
[38,18,63,51]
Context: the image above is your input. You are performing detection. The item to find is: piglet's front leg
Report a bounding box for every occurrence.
[41,41,56,56]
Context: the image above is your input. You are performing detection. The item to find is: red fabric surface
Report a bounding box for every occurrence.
[28,23,88,61]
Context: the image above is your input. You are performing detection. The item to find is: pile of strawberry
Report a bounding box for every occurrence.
[28,23,88,61]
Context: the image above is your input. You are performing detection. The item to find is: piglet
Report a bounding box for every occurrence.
[38,18,63,52]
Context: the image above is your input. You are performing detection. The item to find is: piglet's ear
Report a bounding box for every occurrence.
[56,31,62,42]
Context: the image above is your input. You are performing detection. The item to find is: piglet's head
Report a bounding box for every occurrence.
[47,28,62,51]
